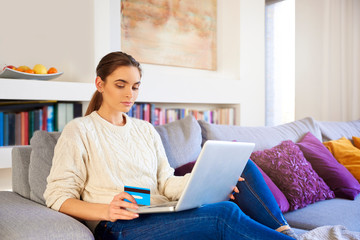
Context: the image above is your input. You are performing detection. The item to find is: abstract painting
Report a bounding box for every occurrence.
[121,0,217,70]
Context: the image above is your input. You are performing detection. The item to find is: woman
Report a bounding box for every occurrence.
[44,51,297,240]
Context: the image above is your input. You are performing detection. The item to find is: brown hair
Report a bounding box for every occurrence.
[85,52,142,116]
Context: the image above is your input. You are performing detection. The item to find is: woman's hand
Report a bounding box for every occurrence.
[229,177,245,200]
[107,192,140,222]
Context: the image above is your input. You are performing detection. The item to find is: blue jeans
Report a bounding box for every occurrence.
[232,160,289,230]
[94,160,292,240]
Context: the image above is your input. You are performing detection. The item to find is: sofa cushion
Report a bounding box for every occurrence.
[155,115,202,169]
[323,137,360,182]
[199,117,322,151]
[29,131,61,205]
[318,119,360,142]
[250,140,335,211]
[297,132,360,200]
[284,196,360,232]
[0,191,94,240]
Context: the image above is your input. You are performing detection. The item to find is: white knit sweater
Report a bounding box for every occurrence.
[44,111,189,214]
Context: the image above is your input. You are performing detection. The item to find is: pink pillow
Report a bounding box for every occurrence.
[297,132,360,200]
[251,140,335,211]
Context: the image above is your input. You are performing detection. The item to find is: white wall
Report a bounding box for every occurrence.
[0,0,95,83]
[0,0,266,126]
[295,0,360,121]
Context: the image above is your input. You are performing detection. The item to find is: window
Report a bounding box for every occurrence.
[265,0,295,126]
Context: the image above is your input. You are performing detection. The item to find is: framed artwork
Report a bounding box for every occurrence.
[121,0,217,70]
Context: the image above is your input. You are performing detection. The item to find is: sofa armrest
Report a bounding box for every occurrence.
[0,191,94,240]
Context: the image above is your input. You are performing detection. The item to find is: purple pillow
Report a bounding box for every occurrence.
[296,132,360,200]
[174,161,196,176]
[251,140,335,211]
[254,162,290,213]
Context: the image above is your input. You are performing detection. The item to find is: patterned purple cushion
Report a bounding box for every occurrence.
[250,140,335,211]
[297,132,360,200]
[254,162,290,213]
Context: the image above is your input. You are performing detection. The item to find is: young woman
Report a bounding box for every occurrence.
[44,51,298,240]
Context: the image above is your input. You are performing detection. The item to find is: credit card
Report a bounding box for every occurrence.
[124,186,150,206]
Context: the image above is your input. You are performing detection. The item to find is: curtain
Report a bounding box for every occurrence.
[322,0,360,121]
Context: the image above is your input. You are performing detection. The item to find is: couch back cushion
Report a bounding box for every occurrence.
[318,119,360,142]
[199,117,322,151]
[29,131,61,205]
[12,146,32,198]
[155,115,202,169]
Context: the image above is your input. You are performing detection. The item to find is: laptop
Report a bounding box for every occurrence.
[128,140,255,214]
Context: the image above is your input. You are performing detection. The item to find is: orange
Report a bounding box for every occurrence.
[15,68,24,72]
[25,69,35,74]
[47,67,58,74]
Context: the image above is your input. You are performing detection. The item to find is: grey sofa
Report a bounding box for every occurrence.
[0,116,359,239]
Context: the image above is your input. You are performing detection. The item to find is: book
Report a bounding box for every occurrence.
[15,113,21,145]
[21,112,29,145]
[66,103,74,123]
[33,109,43,132]
[56,103,67,131]
[0,112,3,146]
[42,105,48,131]
[73,102,83,118]
[28,110,35,143]
[3,113,9,146]
[47,105,54,132]
[6,113,16,146]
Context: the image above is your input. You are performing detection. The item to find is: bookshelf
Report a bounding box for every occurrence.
[0,78,241,174]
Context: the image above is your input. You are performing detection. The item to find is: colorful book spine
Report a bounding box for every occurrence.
[28,110,35,143]
[47,105,54,132]
[3,113,9,146]
[21,111,29,145]
[0,112,3,146]
[42,106,48,131]
[15,113,21,146]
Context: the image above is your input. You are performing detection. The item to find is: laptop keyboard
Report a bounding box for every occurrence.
[141,201,178,209]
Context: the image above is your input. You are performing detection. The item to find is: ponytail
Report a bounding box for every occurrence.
[85,91,103,116]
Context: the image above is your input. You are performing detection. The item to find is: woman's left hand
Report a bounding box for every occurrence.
[229,177,245,200]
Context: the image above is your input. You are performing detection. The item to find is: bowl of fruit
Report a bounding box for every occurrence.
[0,64,63,80]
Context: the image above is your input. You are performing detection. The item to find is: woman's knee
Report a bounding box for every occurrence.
[209,201,244,220]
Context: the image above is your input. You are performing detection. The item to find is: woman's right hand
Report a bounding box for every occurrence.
[107,192,140,222]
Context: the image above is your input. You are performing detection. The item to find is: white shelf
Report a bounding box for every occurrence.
[0,78,95,101]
